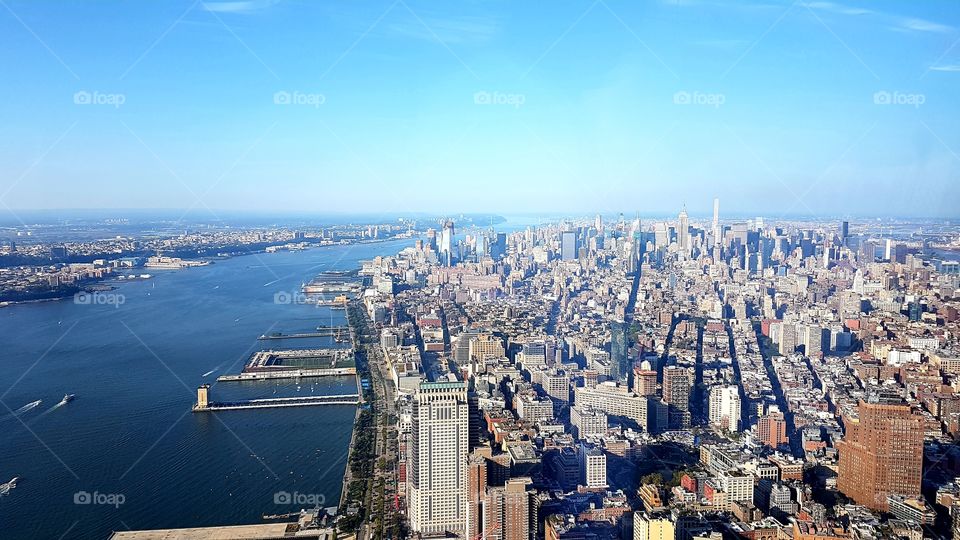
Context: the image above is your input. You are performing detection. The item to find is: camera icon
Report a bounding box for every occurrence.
[273,291,292,305]
[873,90,891,105]
[273,91,291,105]
[473,91,491,105]
[673,91,691,105]
[74,292,92,305]
[74,491,92,504]
[73,91,92,105]
[274,491,292,504]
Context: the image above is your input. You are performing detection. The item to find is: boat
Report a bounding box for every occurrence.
[0,477,18,495]
[59,394,75,405]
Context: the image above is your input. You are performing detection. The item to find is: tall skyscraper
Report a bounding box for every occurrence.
[708,384,741,432]
[409,381,470,535]
[440,220,455,266]
[561,230,578,261]
[677,207,690,253]
[609,320,628,382]
[837,398,924,512]
[712,198,720,248]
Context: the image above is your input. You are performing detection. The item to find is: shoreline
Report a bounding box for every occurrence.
[0,236,416,307]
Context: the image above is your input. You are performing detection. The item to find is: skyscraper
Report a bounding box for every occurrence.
[837,398,924,512]
[677,207,690,254]
[713,198,721,248]
[440,220,455,266]
[708,385,741,432]
[561,230,578,261]
[662,366,691,428]
[609,320,628,382]
[409,381,470,535]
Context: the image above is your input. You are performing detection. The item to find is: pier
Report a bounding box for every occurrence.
[258,326,351,340]
[216,367,356,381]
[193,385,361,412]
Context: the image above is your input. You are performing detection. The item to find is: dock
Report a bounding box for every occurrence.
[258,326,351,340]
[216,367,357,381]
[193,392,361,412]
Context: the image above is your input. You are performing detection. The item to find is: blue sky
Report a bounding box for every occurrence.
[0,0,958,218]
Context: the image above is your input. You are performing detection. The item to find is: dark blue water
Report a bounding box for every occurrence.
[0,239,412,539]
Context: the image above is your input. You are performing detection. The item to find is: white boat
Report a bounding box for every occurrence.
[0,477,18,495]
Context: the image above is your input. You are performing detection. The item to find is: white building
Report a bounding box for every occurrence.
[579,444,607,489]
[570,406,607,438]
[408,381,469,536]
[708,385,741,433]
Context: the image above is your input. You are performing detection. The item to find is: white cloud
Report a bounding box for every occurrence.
[202,1,279,15]
[898,17,952,34]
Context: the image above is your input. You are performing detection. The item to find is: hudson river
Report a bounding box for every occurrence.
[0,238,412,539]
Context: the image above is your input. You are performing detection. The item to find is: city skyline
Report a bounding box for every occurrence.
[1,1,959,217]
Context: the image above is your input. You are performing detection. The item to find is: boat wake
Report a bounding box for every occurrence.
[202,369,217,377]
[12,400,41,415]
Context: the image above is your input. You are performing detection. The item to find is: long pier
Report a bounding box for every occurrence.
[257,330,350,341]
[216,367,357,382]
[193,393,361,412]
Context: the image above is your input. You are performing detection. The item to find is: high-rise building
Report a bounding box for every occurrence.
[633,512,675,540]
[633,368,658,396]
[440,220,455,266]
[561,230,578,261]
[678,207,690,254]
[803,326,824,357]
[757,412,788,449]
[837,398,924,512]
[467,452,488,540]
[662,367,691,428]
[712,198,721,248]
[708,385,741,433]
[609,320,629,381]
[839,220,849,242]
[579,444,607,488]
[483,477,532,540]
[779,324,797,356]
[409,381,470,535]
